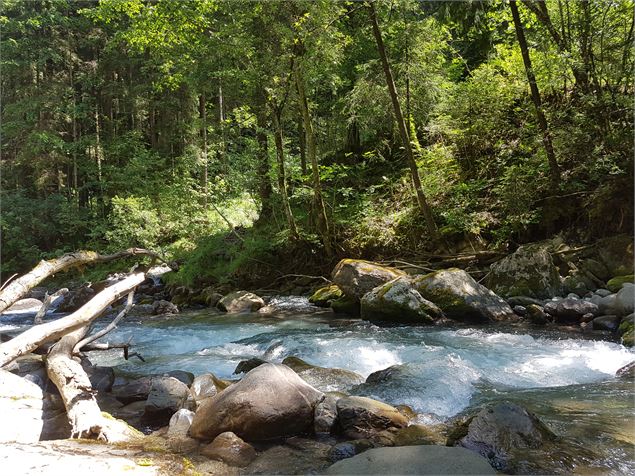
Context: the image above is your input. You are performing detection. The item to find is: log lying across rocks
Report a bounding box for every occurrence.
[0,273,145,367]
[0,247,165,314]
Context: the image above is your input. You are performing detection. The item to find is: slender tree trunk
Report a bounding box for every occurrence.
[199,94,208,207]
[368,2,439,242]
[218,82,227,175]
[298,117,307,175]
[294,61,332,256]
[510,0,561,189]
[272,107,299,239]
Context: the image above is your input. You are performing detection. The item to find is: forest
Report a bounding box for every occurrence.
[0,1,634,475]
[2,0,632,287]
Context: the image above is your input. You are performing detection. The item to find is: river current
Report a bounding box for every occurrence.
[2,296,634,473]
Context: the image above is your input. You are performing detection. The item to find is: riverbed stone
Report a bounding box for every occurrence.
[190,373,218,405]
[189,363,323,441]
[282,356,364,392]
[326,446,495,475]
[309,285,344,307]
[331,259,406,300]
[152,300,178,315]
[551,298,599,323]
[360,276,443,324]
[0,370,70,442]
[111,377,154,403]
[616,284,635,315]
[167,409,194,438]
[330,295,361,316]
[217,291,265,313]
[616,361,635,378]
[314,395,338,435]
[412,268,515,322]
[607,275,634,292]
[201,432,257,467]
[448,402,556,473]
[486,243,562,299]
[592,315,621,331]
[233,358,267,375]
[336,396,408,440]
[144,376,190,422]
[526,304,548,324]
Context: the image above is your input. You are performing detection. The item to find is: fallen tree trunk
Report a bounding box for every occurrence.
[0,248,164,314]
[0,273,145,367]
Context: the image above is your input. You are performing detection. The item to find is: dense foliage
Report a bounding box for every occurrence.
[1,0,633,286]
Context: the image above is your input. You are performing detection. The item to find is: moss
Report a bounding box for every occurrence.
[309,284,343,307]
[330,296,360,316]
[622,329,634,347]
[607,275,634,293]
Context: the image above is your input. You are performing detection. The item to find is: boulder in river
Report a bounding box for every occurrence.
[282,356,364,392]
[336,396,408,440]
[189,363,323,441]
[217,291,265,313]
[326,445,495,475]
[592,315,621,331]
[190,373,219,405]
[616,361,635,378]
[201,431,257,467]
[413,268,515,322]
[486,243,562,299]
[233,358,267,375]
[606,275,634,293]
[144,376,190,423]
[448,402,557,473]
[548,297,599,323]
[360,276,443,324]
[309,284,344,307]
[331,259,406,300]
[152,299,179,315]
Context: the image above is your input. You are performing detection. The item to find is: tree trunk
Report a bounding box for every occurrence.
[0,248,164,314]
[272,107,299,239]
[0,273,145,367]
[294,61,332,256]
[368,2,439,242]
[510,0,561,188]
[199,94,208,207]
[298,117,307,175]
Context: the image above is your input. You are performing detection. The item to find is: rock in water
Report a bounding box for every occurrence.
[448,402,556,473]
[201,432,257,467]
[331,259,405,299]
[144,376,190,423]
[413,268,515,322]
[309,285,344,307]
[189,363,323,441]
[282,356,364,392]
[217,291,265,313]
[152,300,179,315]
[592,315,621,331]
[550,298,599,323]
[233,358,267,375]
[326,446,495,475]
[486,243,562,299]
[336,396,408,439]
[360,276,443,324]
[616,361,635,378]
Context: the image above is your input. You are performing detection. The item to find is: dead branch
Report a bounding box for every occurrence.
[0,273,18,292]
[0,273,145,368]
[73,291,135,353]
[34,288,69,325]
[0,248,166,314]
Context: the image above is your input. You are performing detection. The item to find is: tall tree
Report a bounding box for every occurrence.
[509,0,561,188]
[367,1,439,242]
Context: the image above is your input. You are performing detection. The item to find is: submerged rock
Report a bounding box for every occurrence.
[282,356,364,392]
[336,396,408,440]
[448,402,557,473]
[326,446,495,475]
[331,259,405,300]
[217,291,265,313]
[201,432,257,467]
[360,276,443,324]
[189,363,323,441]
[309,285,344,307]
[413,268,515,322]
[486,243,562,299]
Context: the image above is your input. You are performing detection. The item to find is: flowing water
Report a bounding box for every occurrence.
[2,296,634,473]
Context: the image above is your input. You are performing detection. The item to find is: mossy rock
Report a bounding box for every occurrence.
[619,315,634,347]
[330,296,360,317]
[607,275,634,293]
[309,285,343,307]
[360,276,442,324]
[331,259,406,299]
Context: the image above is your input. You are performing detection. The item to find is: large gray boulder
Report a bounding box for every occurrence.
[0,370,70,442]
[218,291,265,313]
[326,446,495,475]
[189,363,323,441]
[616,284,635,315]
[448,402,557,473]
[336,396,408,439]
[486,243,562,299]
[282,356,364,392]
[144,376,190,421]
[360,276,443,324]
[331,259,406,300]
[413,268,515,322]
